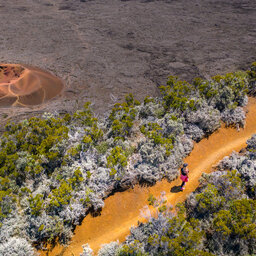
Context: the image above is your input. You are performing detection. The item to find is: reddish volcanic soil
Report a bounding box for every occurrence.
[0,64,64,107]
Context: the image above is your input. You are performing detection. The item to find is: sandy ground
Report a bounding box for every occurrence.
[0,0,255,123]
[0,64,63,107]
[39,97,256,255]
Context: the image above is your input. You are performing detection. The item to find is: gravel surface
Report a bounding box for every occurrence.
[0,0,255,121]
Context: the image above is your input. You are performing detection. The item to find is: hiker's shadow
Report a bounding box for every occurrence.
[170,185,181,193]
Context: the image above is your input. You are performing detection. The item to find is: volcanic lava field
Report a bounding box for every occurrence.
[0,0,255,121]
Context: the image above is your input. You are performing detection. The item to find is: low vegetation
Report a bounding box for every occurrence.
[97,135,256,256]
[0,64,255,255]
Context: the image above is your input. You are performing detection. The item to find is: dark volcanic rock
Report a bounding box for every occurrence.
[0,0,256,122]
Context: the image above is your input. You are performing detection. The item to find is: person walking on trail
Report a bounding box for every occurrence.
[180,163,189,191]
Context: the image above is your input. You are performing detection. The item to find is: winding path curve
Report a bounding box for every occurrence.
[41,97,256,256]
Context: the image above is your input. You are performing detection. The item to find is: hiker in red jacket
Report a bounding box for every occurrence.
[180,163,189,191]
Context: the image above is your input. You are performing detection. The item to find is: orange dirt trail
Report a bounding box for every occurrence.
[41,97,256,256]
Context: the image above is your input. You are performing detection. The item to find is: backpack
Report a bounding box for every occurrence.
[181,167,187,176]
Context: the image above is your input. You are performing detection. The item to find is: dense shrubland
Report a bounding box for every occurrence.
[98,136,256,256]
[0,64,255,255]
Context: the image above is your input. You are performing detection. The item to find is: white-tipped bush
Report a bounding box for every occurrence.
[184,123,204,142]
[221,107,246,128]
[98,241,120,256]
[185,103,221,134]
[0,237,35,256]
[80,243,93,256]
[247,134,256,152]
[139,142,166,165]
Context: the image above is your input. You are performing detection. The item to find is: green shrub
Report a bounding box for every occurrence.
[28,194,44,216]
[140,122,174,156]
[73,102,96,127]
[108,94,139,140]
[118,241,147,256]
[195,184,225,216]
[143,96,155,105]
[48,181,72,208]
[95,141,109,154]
[159,76,198,112]
[0,190,14,221]
[68,168,84,188]
[107,146,129,176]
[213,198,256,240]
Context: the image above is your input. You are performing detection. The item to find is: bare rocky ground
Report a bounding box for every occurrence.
[0,0,255,126]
